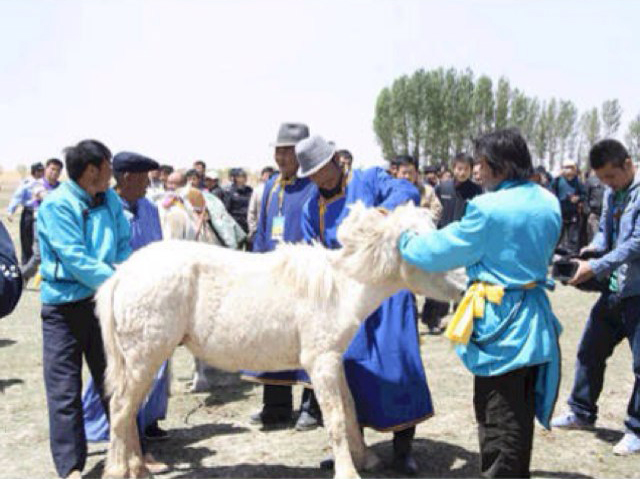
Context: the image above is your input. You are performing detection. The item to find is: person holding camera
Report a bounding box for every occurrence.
[552,139,640,456]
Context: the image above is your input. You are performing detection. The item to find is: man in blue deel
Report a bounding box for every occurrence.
[397,128,562,478]
[81,151,171,443]
[241,123,323,431]
[296,135,431,475]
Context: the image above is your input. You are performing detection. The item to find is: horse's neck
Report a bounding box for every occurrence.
[340,276,400,323]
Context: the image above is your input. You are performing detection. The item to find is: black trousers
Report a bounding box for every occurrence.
[262,384,321,418]
[42,297,110,478]
[19,207,34,265]
[421,298,449,329]
[558,216,581,256]
[474,366,537,479]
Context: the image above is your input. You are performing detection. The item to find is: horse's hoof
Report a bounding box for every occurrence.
[102,466,127,479]
[333,469,360,479]
[130,462,151,478]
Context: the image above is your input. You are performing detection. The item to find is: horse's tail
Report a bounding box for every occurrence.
[95,273,126,398]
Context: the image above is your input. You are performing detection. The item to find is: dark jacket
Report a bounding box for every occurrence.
[551,175,586,219]
[585,174,605,216]
[223,184,253,234]
[0,220,22,318]
[435,179,483,228]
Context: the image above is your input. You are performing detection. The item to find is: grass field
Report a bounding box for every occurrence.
[0,179,637,478]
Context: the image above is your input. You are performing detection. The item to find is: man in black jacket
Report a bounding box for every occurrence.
[422,153,483,333]
[223,168,253,237]
[435,153,484,228]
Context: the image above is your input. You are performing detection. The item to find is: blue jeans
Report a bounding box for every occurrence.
[568,292,640,434]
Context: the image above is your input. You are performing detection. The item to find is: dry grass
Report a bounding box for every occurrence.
[0,180,636,478]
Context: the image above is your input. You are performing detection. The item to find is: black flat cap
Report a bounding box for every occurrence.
[113,151,159,173]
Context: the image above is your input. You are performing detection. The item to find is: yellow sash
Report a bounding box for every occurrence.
[444,282,505,345]
[445,281,537,344]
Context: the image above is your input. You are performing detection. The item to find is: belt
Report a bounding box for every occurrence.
[444,280,537,345]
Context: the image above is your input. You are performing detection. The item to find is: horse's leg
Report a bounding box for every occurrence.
[307,352,362,479]
[104,356,167,478]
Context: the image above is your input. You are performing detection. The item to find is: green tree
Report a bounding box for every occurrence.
[580,107,601,150]
[545,99,559,170]
[390,75,411,155]
[373,87,395,160]
[422,68,447,163]
[601,99,622,137]
[556,100,578,161]
[532,102,550,164]
[407,69,426,160]
[494,77,510,129]
[626,113,640,162]
[472,75,494,136]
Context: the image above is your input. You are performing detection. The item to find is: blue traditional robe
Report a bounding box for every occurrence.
[301,167,433,431]
[241,174,318,385]
[398,180,563,428]
[81,196,169,441]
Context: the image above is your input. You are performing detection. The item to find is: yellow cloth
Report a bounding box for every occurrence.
[32,271,42,289]
[445,281,538,344]
[444,282,505,345]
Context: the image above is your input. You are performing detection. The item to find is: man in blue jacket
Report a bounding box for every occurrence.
[552,139,640,456]
[37,140,131,479]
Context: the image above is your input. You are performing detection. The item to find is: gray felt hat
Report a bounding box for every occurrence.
[295,135,336,178]
[272,122,310,147]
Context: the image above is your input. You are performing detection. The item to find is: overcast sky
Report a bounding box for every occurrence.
[1,0,638,171]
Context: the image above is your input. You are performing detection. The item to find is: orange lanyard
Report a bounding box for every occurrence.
[317,171,351,244]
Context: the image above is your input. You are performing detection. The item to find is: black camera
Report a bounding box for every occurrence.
[551,248,609,293]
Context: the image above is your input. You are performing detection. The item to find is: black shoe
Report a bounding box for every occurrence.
[319,456,334,470]
[391,453,418,476]
[295,411,321,431]
[249,410,293,427]
[144,423,169,441]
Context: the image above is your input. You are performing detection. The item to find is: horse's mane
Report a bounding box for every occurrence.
[271,242,341,308]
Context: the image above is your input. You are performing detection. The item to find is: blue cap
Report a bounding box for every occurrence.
[113,151,159,174]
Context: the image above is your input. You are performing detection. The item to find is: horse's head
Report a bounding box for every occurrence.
[334,202,466,301]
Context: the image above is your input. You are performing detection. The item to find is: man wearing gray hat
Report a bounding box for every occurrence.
[296,135,430,475]
[241,123,323,431]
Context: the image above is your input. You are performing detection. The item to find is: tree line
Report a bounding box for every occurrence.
[373,67,640,170]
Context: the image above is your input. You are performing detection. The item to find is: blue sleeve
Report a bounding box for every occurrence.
[370,168,420,209]
[112,193,132,263]
[590,198,640,275]
[253,177,275,252]
[589,190,609,252]
[301,199,319,244]
[0,220,22,318]
[39,202,116,290]
[7,182,27,214]
[398,200,488,272]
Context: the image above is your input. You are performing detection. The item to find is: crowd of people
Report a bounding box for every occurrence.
[1,123,639,479]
